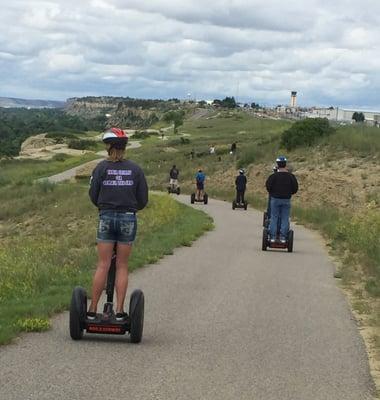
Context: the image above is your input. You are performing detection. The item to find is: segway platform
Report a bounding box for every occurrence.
[191,193,208,204]
[262,228,294,252]
[232,200,247,210]
[167,186,180,195]
[70,247,144,343]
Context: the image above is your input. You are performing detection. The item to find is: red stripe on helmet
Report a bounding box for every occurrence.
[110,127,127,138]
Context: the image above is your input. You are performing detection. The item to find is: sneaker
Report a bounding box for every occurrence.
[280,237,287,244]
[270,237,276,243]
[87,312,96,320]
[115,312,129,322]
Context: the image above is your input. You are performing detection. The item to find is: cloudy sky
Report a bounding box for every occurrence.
[1,0,379,108]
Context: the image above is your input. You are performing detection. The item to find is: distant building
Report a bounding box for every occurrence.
[306,107,380,125]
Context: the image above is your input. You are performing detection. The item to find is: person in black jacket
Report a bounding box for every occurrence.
[265,156,298,243]
[88,128,148,321]
[235,169,247,204]
[169,165,179,190]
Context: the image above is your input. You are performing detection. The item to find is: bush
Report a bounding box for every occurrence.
[281,118,334,150]
[133,130,158,139]
[52,153,69,162]
[180,137,190,144]
[68,139,96,150]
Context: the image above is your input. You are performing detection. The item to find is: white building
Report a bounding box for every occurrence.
[306,107,380,125]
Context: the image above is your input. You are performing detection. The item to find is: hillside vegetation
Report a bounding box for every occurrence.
[0,108,105,156]
[125,110,380,358]
[0,160,212,344]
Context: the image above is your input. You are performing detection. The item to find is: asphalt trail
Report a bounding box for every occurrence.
[0,196,375,399]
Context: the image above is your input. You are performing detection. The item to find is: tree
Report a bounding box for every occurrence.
[221,96,237,108]
[352,112,365,123]
[212,97,237,108]
[163,110,185,133]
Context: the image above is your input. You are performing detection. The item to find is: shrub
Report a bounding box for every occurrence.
[133,130,158,139]
[68,139,96,150]
[52,153,69,162]
[281,118,334,150]
[15,318,51,332]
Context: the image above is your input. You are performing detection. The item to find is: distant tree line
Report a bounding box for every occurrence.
[0,108,105,156]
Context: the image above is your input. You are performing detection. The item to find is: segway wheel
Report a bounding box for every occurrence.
[287,230,294,253]
[203,193,208,204]
[129,289,144,343]
[232,200,236,210]
[262,228,268,251]
[263,212,268,227]
[69,287,87,340]
[191,193,195,204]
[177,187,180,195]
[244,201,248,210]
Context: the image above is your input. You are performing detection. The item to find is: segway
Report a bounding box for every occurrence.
[232,200,248,210]
[191,192,208,204]
[69,244,144,343]
[263,211,269,228]
[167,185,180,195]
[262,227,294,252]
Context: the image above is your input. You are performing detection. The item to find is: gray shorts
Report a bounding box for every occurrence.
[97,211,137,245]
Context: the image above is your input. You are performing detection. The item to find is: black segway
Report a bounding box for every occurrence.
[232,200,248,210]
[191,192,208,204]
[167,185,180,195]
[69,244,144,343]
[262,227,294,252]
[263,211,269,228]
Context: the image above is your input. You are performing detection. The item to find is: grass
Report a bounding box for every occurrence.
[0,153,100,185]
[327,125,380,156]
[0,184,212,344]
[130,110,380,300]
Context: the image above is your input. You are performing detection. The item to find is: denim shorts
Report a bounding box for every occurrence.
[97,211,137,245]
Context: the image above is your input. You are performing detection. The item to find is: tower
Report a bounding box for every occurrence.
[290,91,297,108]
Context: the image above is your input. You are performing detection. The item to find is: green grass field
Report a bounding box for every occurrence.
[0,153,100,185]
[0,160,213,344]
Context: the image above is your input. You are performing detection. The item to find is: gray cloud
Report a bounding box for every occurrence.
[0,0,379,108]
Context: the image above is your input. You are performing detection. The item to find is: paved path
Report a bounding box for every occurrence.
[0,196,375,399]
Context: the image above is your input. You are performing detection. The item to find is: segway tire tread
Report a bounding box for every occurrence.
[69,287,87,340]
[129,289,144,343]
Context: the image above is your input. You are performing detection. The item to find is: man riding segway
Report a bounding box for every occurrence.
[235,169,247,205]
[265,156,298,244]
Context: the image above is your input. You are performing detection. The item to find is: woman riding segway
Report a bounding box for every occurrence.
[88,128,148,321]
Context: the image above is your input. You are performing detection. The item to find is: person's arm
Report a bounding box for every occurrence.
[88,165,102,207]
[136,169,149,210]
[265,174,274,193]
[291,174,298,195]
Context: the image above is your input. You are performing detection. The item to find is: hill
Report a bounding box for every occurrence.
[0,97,65,109]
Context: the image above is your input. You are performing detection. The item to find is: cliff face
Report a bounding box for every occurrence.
[65,96,173,128]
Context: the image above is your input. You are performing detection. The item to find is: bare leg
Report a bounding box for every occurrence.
[115,243,132,313]
[88,242,114,313]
